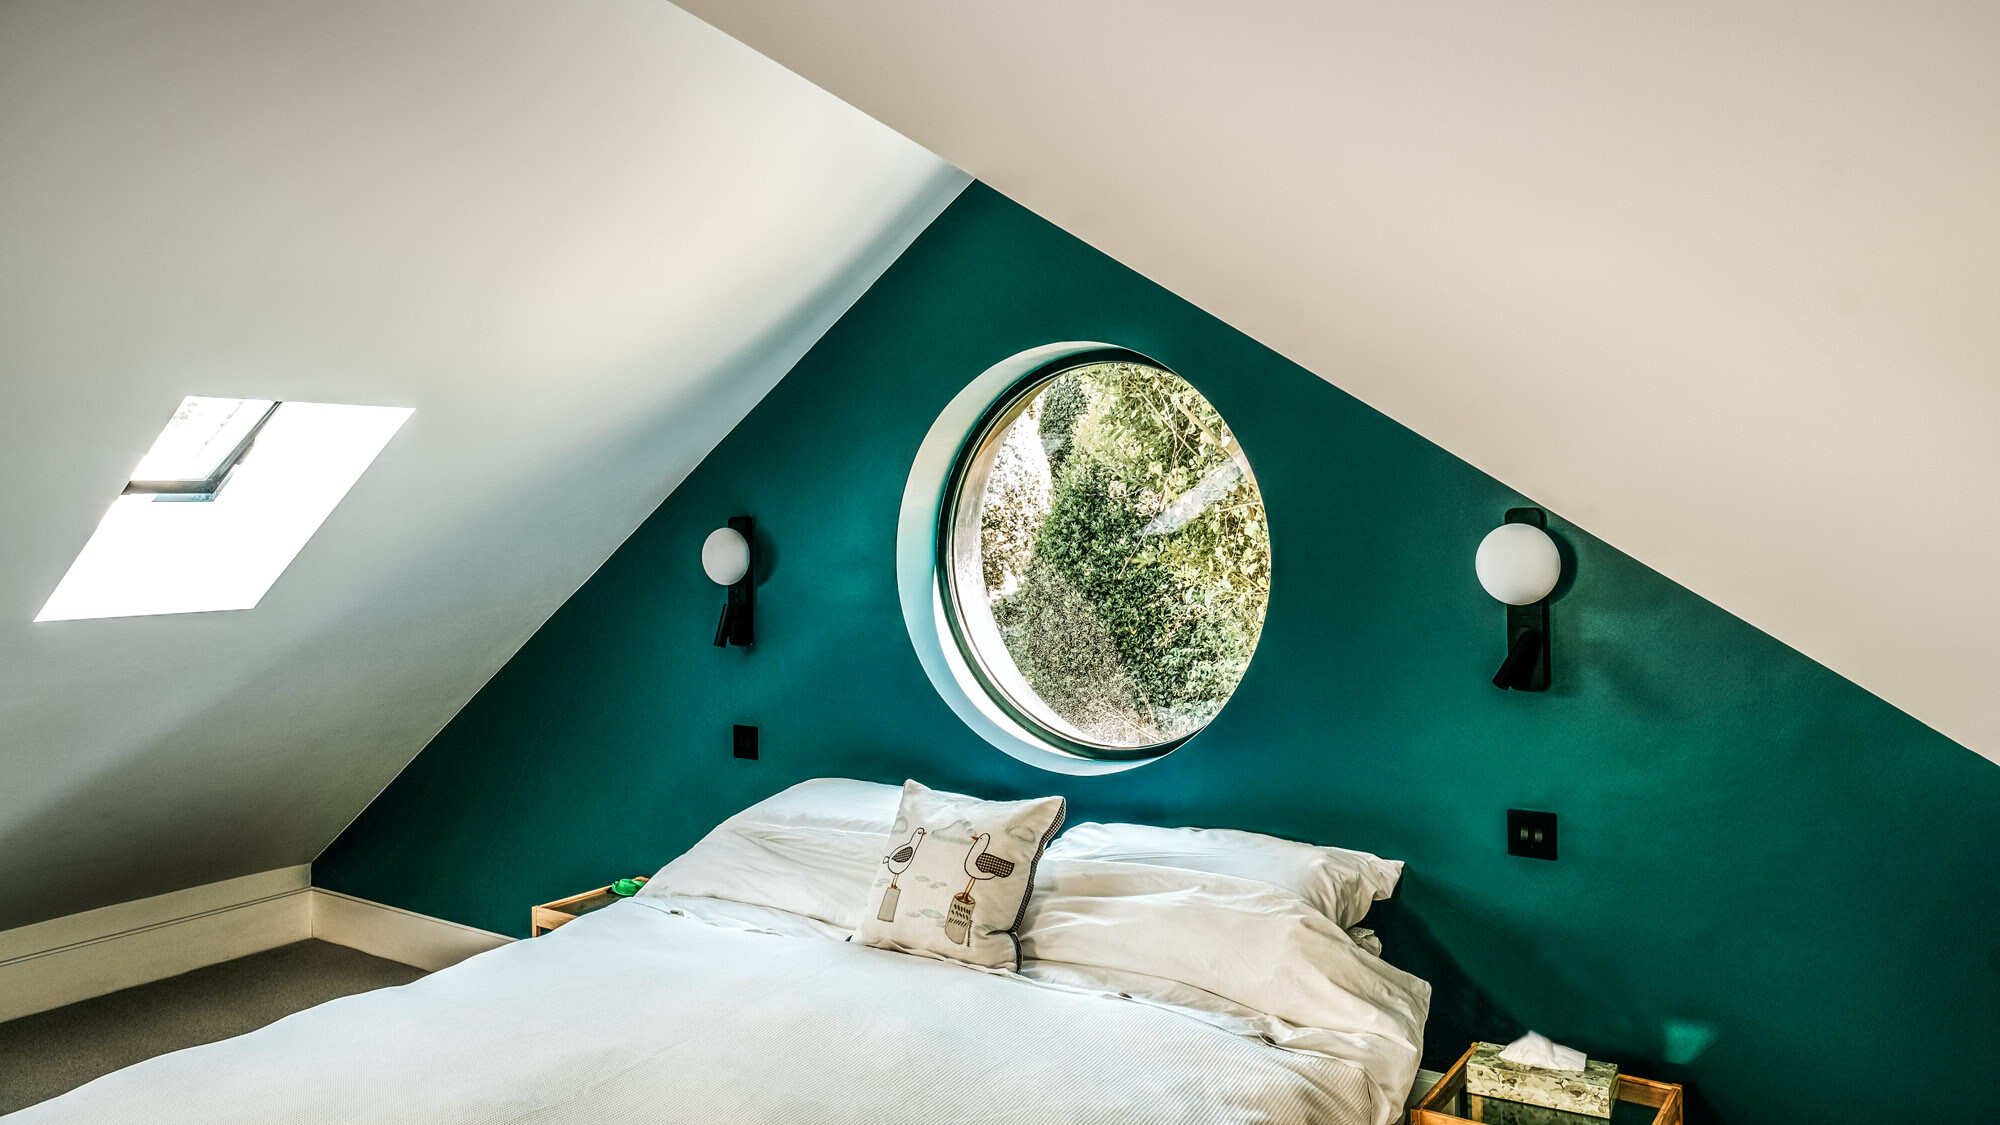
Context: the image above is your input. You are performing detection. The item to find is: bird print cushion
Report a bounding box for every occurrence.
[853,780,1065,970]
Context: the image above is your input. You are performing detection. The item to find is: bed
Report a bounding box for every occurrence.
[10,780,1428,1125]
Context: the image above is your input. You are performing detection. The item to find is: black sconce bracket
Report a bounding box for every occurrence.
[714,515,755,648]
[1494,507,1550,691]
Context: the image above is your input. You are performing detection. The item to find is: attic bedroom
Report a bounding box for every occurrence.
[3,2,1996,1123]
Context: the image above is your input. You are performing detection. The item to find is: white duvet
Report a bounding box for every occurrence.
[12,898,1385,1124]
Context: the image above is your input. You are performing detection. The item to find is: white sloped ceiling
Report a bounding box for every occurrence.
[0,0,966,930]
[671,0,2000,765]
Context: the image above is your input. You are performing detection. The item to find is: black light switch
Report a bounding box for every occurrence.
[1508,808,1557,860]
[732,724,758,760]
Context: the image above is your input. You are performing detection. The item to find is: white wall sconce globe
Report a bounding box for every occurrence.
[1476,523,1562,605]
[702,527,750,586]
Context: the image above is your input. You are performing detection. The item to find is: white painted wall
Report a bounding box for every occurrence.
[670,0,2000,763]
[0,0,967,929]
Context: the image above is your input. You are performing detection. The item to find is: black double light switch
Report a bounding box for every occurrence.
[1508,808,1557,860]
[733,724,758,760]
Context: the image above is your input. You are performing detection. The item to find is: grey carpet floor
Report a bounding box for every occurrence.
[0,939,425,1115]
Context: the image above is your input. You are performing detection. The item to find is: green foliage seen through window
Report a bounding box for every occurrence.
[969,362,1269,748]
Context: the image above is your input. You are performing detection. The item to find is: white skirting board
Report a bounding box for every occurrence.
[0,866,313,1023]
[308,888,512,972]
[0,867,514,1022]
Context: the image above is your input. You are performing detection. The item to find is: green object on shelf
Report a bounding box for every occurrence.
[609,877,648,897]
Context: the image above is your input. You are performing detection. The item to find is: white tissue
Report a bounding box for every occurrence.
[1497,1031,1587,1071]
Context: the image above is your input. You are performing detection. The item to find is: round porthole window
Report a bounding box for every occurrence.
[905,346,1270,769]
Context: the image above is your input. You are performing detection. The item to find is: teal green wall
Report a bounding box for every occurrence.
[318,184,2000,1123]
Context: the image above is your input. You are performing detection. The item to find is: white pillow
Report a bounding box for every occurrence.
[717,776,906,833]
[852,780,1065,970]
[1022,858,1428,1118]
[1048,820,1402,928]
[641,778,903,929]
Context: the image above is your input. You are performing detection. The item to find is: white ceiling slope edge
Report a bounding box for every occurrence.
[673,0,2000,764]
[0,0,966,930]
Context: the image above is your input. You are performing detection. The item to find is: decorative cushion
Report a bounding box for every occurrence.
[852,780,1065,970]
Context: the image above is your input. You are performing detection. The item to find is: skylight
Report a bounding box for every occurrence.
[36,398,413,622]
[125,396,277,498]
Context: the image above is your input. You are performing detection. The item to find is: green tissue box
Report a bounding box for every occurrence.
[1465,1042,1619,1119]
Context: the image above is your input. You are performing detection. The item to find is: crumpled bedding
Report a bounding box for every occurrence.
[10,898,1382,1125]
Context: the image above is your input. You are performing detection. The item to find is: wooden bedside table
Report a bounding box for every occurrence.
[530,886,627,937]
[1411,1044,1683,1125]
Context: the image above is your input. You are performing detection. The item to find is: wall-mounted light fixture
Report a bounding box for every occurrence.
[703,517,754,648]
[1476,508,1561,691]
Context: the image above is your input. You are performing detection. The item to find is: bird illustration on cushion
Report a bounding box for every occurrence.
[877,826,927,922]
[942,833,1016,946]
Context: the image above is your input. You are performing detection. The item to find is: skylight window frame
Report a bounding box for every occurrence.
[121,400,280,502]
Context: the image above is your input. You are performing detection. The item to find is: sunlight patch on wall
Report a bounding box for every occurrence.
[36,399,413,621]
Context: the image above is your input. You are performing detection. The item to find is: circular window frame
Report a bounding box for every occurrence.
[897,342,1265,775]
